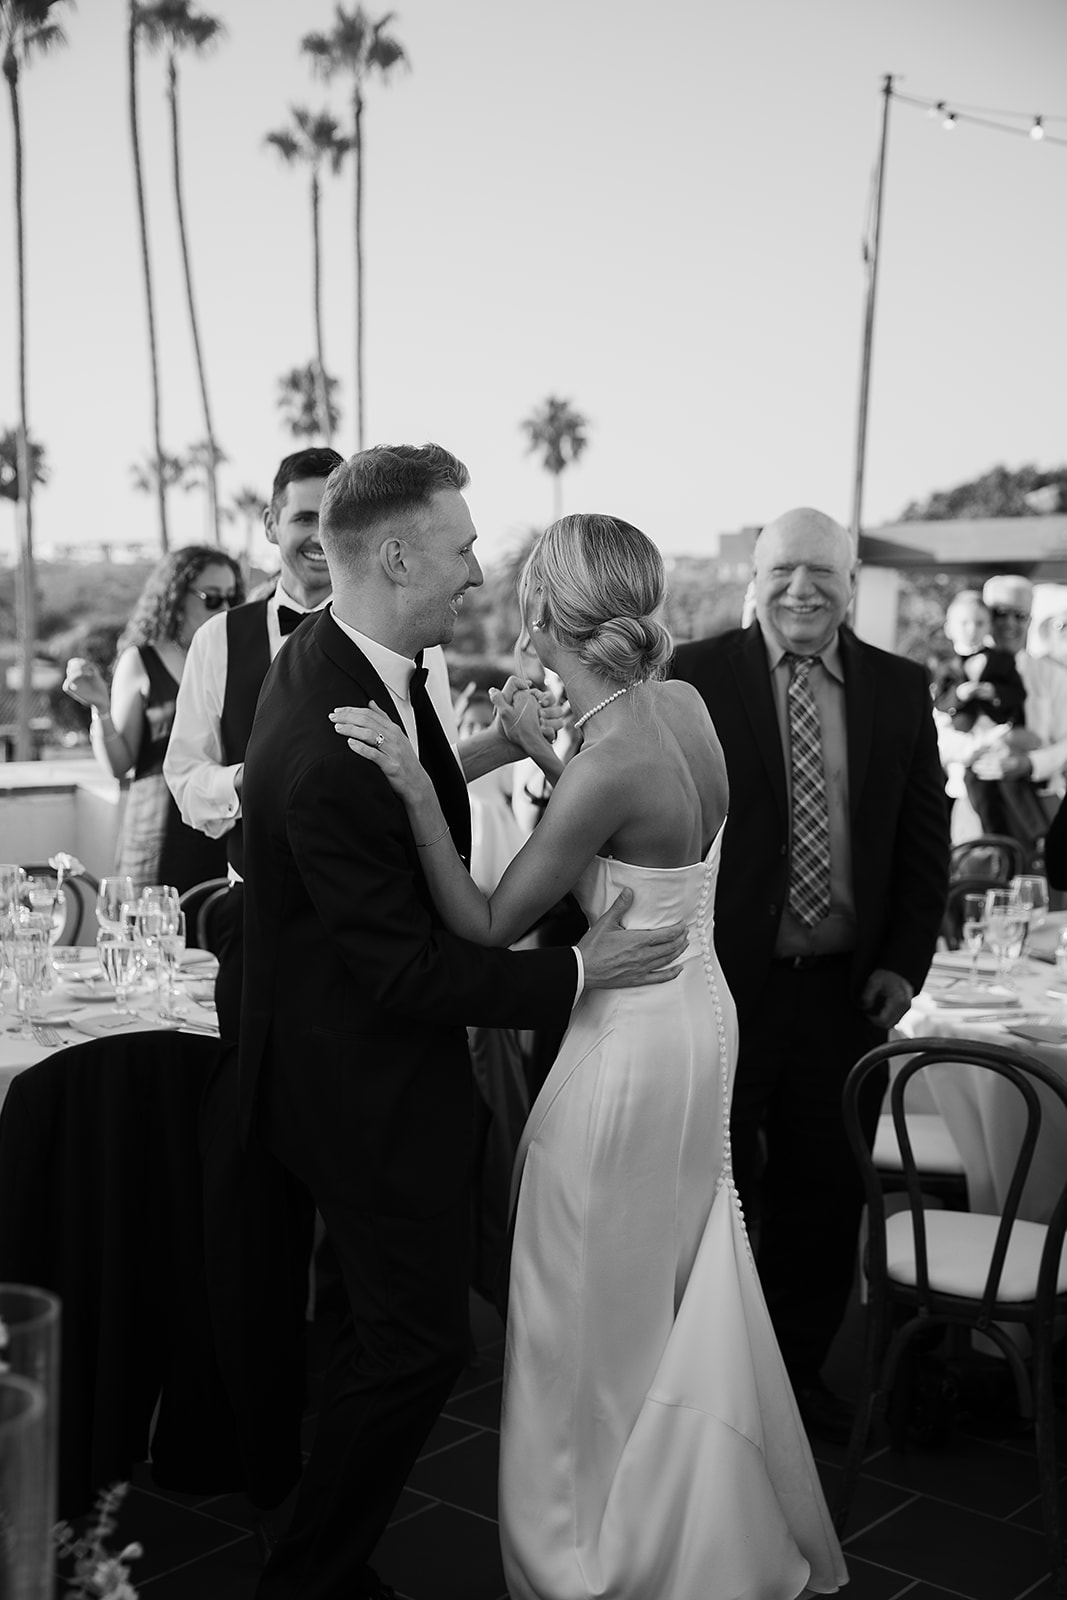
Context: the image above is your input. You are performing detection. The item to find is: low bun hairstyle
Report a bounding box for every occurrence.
[520,514,673,685]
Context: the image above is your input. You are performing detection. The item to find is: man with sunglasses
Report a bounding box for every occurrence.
[936,574,1067,845]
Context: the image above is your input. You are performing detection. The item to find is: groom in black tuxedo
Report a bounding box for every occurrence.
[239,443,687,1600]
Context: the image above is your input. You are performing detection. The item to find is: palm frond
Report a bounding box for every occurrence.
[264,129,299,162]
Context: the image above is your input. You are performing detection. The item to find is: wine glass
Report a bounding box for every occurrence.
[1010,874,1049,939]
[9,926,49,1039]
[158,911,187,1017]
[19,876,64,946]
[95,927,141,1015]
[0,864,25,918]
[985,888,1026,988]
[960,892,988,984]
[96,876,136,934]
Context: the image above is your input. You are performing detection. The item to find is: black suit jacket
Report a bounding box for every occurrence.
[238,610,577,1189]
[671,623,949,1019]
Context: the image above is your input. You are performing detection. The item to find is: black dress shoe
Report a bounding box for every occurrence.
[792,1378,855,1445]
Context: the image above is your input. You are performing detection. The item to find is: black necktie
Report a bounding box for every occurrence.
[277,605,306,637]
[408,655,471,865]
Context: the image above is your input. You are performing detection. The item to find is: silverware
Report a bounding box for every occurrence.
[32,1024,64,1048]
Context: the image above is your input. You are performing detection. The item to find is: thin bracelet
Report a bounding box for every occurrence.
[416,823,451,849]
[91,708,124,742]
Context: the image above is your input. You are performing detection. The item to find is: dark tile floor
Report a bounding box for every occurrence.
[82,1293,1064,1600]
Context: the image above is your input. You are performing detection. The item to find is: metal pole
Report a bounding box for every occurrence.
[850,73,894,552]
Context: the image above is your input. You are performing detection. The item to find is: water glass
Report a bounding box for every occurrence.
[0,1285,60,1599]
[0,1373,49,1599]
[9,927,49,1039]
[984,889,1026,987]
[96,927,141,1014]
[0,865,25,919]
[96,876,135,934]
[1010,874,1049,938]
[18,877,64,947]
[158,910,187,1016]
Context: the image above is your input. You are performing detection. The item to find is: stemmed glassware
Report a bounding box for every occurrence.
[1009,873,1049,949]
[960,891,988,984]
[0,864,25,917]
[9,925,50,1039]
[157,911,188,1017]
[95,927,141,1015]
[984,888,1028,989]
[96,876,136,934]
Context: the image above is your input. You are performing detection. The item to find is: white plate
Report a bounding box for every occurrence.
[27,1005,84,1025]
[936,985,1021,1008]
[930,951,999,976]
[180,949,218,969]
[69,1010,153,1037]
[57,979,116,1003]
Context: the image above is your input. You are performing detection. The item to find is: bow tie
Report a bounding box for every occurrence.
[277,605,308,637]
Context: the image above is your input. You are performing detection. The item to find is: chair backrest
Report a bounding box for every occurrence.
[941,874,1004,947]
[949,834,1026,883]
[178,877,230,950]
[19,863,101,946]
[843,1037,1067,1322]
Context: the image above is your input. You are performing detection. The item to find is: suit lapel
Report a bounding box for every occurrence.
[732,624,789,823]
[840,627,875,822]
[316,614,472,865]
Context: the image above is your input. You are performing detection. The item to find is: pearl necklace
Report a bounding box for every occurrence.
[573,684,631,730]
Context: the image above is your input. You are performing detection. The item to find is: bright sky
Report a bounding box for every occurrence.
[1,0,1065,574]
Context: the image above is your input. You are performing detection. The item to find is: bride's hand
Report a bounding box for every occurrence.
[489,681,553,755]
[330,701,433,806]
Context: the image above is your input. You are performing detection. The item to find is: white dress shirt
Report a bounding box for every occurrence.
[164,583,458,838]
[936,648,1067,796]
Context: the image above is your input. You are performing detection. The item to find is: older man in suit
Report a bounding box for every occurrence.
[672,508,948,1441]
[239,443,687,1600]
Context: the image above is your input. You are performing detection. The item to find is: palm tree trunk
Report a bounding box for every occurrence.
[168,53,219,545]
[6,59,36,762]
[128,0,169,552]
[552,470,563,524]
[311,168,332,443]
[353,87,364,451]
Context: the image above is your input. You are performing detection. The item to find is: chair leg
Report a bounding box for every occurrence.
[834,1284,885,1536]
[1032,1319,1067,1595]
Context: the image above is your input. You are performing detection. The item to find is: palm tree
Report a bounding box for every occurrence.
[265,108,352,445]
[276,362,343,440]
[521,396,590,522]
[130,450,188,516]
[0,424,47,501]
[2,0,69,760]
[302,6,407,450]
[128,0,170,553]
[136,0,226,545]
[181,437,228,542]
[231,485,267,571]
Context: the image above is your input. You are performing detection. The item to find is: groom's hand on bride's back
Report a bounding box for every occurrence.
[579,888,687,989]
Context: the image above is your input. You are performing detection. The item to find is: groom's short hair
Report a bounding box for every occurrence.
[320,443,469,566]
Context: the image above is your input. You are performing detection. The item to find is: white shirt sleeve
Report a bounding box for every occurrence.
[163,613,243,837]
[1018,653,1067,788]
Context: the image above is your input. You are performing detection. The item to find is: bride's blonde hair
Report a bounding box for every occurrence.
[519,514,673,685]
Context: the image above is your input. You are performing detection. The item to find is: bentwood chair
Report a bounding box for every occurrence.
[948,834,1027,884]
[19,862,99,945]
[836,1037,1067,1595]
[178,876,230,949]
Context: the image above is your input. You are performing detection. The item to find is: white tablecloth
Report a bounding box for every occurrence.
[0,951,219,1116]
[896,953,1067,1223]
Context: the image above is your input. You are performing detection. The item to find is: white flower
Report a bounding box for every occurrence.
[49,854,87,885]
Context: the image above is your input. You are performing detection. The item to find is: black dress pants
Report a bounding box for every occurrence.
[729,955,886,1383]
[254,1049,470,1600]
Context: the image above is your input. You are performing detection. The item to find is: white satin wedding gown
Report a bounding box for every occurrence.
[499,823,848,1600]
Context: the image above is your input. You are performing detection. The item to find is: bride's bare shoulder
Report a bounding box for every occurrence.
[651,678,718,736]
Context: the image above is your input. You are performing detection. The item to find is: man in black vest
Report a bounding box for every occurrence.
[166,448,343,1037]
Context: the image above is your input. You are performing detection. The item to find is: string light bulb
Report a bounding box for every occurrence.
[1031,116,1045,140]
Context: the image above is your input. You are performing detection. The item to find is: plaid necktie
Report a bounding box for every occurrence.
[786,653,831,927]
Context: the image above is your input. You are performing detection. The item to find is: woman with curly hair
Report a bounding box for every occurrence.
[63,545,244,891]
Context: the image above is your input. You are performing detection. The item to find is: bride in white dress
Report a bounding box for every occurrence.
[335,515,847,1600]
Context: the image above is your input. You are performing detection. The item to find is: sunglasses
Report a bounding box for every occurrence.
[990,606,1030,623]
[190,587,240,611]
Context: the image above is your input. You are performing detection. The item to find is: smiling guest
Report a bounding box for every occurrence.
[164,445,457,1041]
[671,507,948,1444]
[63,544,245,893]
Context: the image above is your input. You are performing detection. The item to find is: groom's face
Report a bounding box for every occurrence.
[404,488,484,648]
